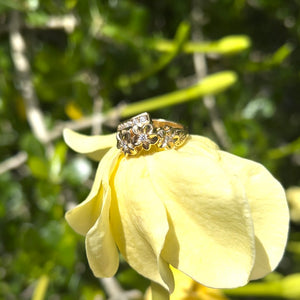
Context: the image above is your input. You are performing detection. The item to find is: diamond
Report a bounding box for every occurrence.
[132,113,150,127]
[138,133,148,142]
[139,116,147,122]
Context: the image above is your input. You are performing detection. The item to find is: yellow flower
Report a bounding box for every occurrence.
[286,186,300,222]
[145,267,228,300]
[63,128,289,293]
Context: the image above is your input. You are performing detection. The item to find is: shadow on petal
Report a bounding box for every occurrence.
[110,156,174,292]
[250,236,272,280]
[162,211,180,269]
[86,187,119,277]
[148,149,255,288]
[219,151,289,280]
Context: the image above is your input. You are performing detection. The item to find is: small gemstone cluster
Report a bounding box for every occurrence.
[117,113,187,155]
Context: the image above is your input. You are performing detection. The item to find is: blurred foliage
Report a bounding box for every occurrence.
[0,0,299,299]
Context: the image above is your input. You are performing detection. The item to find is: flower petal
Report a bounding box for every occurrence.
[111,156,174,292]
[85,186,119,277]
[178,135,220,154]
[147,142,255,288]
[219,151,289,280]
[63,128,116,161]
[65,147,120,235]
[170,266,228,300]
[287,186,300,222]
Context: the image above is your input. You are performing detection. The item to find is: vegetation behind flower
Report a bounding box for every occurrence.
[0,1,299,299]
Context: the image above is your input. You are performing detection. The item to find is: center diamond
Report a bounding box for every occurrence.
[138,133,148,142]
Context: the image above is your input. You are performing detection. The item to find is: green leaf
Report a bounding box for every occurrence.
[224,273,300,299]
[116,21,190,88]
[267,43,294,66]
[28,156,49,179]
[32,275,49,300]
[0,0,24,11]
[246,43,294,72]
[267,137,300,159]
[65,0,77,9]
[117,268,149,291]
[26,12,50,26]
[49,142,67,182]
[148,35,251,55]
[288,241,300,255]
[20,133,45,158]
[36,181,61,212]
[116,71,237,117]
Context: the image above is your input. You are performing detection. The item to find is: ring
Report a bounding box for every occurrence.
[116,112,188,155]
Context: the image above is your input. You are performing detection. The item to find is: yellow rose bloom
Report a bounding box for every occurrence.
[63,128,289,293]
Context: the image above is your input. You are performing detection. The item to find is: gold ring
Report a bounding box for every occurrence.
[116,112,188,155]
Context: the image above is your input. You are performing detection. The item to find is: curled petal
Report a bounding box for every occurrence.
[219,151,289,279]
[86,186,119,277]
[147,145,255,288]
[63,128,116,161]
[65,147,120,235]
[111,156,174,292]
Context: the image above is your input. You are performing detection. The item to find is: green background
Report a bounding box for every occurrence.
[0,0,299,299]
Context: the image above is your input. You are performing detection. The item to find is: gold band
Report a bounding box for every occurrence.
[153,119,185,129]
[117,112,188,155]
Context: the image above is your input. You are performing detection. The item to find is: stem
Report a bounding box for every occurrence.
[151,282,170,300]
[0,152,28,175]
[9,11,50,145]
[118,71,237,118]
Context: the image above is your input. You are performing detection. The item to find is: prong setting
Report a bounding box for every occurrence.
[116,113,188,155]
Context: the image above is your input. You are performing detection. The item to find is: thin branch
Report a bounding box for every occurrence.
[1,14,78,37]
[100,277,142,300]
[25,14,78,33]
[0,152,28,175]
[92,98,104,135]
[86,72,104,135]
[41,14,78,33]
[47,113,106,141]
[47,102,126,141]
[191,1,231,150]
[8,11,103,145]
[9,11,50,145]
